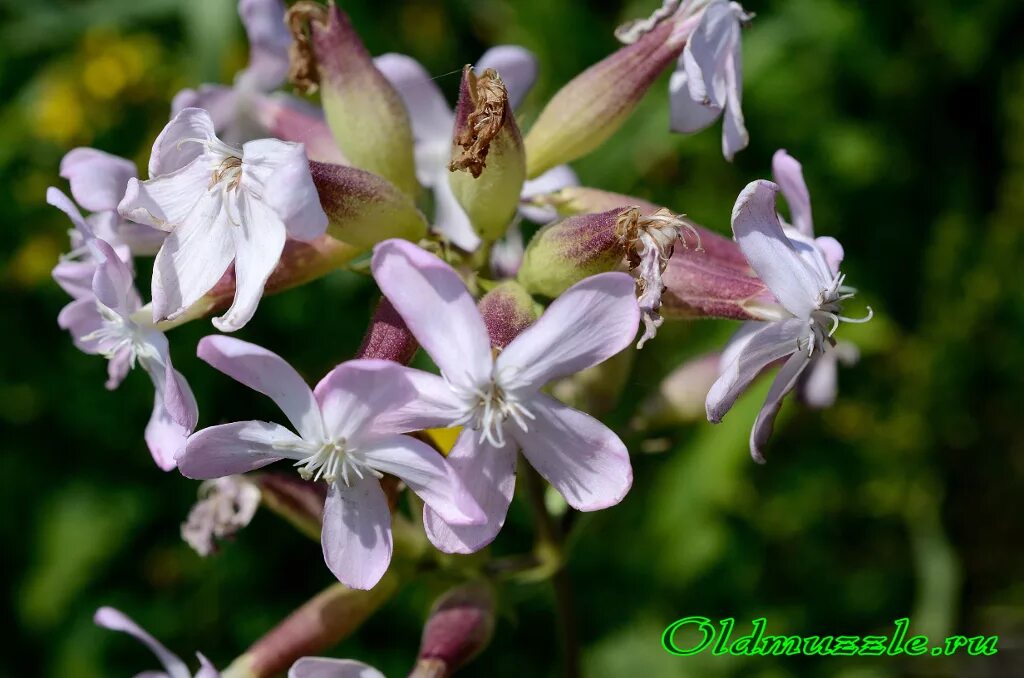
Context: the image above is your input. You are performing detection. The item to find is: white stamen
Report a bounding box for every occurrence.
[447,368,535,448]
[293,439,382,486]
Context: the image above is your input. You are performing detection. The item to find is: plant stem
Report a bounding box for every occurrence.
[522,463,581,678]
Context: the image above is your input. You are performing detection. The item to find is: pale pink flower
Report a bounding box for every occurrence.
[177,336,484,589]
[94,607,219,678]
[289,657,384,678]
[118,108,327,331]
[371,239,639,554]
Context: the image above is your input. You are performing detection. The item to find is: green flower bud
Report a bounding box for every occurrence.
[311,161,427,250]
[517,209,625,298]
[287,1,418,196]
[448,66,527,243]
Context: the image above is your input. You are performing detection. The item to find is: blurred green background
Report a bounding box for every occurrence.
[3,0,1024,676]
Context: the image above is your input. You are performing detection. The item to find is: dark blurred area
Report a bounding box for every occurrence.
[2,0,1024,676]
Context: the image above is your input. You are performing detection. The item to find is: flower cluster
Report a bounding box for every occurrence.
[50,0,873,673]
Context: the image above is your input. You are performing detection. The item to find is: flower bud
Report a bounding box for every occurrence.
[311,161,428,250]
[661,230,783,320]
[253,94,347,164]
[525,186,661,218]
[631,352,721,430]
[477,280,540,349]
[356,298,419,364]
[523,15,694,178]
[448,66,527,242]
[516,208,625,298]
[287,1,418,195]
[410,581,496,678]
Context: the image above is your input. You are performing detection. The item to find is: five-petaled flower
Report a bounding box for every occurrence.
[118,108,328,332]
[51,188,198,470]
[706,153,871,462]
[177,335,485,589]
[371,239,639,554]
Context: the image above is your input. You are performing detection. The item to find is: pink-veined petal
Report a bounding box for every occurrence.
[94,607,191,678]
[750,350,811,463]
[514,394,632,511]
[423,433,517,554]
[313,359,420,439]
[322,478,393,590]
[150,192,234,322]
[178,420,303,479]
[289,657,385,678]
[496,272,639,389]
[59,148,137,213]
[211,195,287,332]
[242,138,327,241]
[771,149,813,237]
[198,335,325,439]
[359,435,484,525]
[731,180,830,318]
[705,317,806,423]
[475,45,538,110]
[371,368,467,433]
[149,108,219,177]
[374,53,454,143]
[371,239,492,385]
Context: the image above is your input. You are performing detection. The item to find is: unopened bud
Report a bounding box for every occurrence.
[448,66,526,242]
[311,161,427,250]
[356,297,419,364]
[411,581,496,678]
[287,2,418,195]
[253,94,347,164]
[477,281,540,349]
[523,14,696,177]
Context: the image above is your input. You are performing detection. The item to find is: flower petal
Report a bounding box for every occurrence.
[172,85,253,146]
[799,350,838,410]
[705,317,806,423]
[313,359,420,440]
[371,239,492,385]
[322,478,393,590]
[423,433,517,554]
[58,297,103,354]
[237,0,291,91]
[518,164,578,224]
[514,394,632,511]
[93,607,191,678]
[211,195,287,332]
[721,50,748,161]
[89,238,139,317]
[475,45,538,110]
[771,149,812,237]
[374,53,454,144]
[59,148,137,213]
[150,192,235,321]
[53,260,97,299]
[750,350,811,463]
[118,164,210,233]
[145,383,193,472]
[371,368,467,433]
[178,420,302,479]
[197,335,325,440]
[359,435,484,525]
[149,108,219,177]
[681,0,737,107]
[289,657,385,678]
[815,236,845,276]
[432,167,482,251]
[668,67,722,134]
[242,138,328,241]
[731,180,830,317]
[497,272,639,388]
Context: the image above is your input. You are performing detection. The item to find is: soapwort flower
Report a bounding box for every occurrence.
[372,239,639,554]
[173,0,292,144]
[618,0,752,161]
[289,658,384,678]
[95,607,219,677]
[51,189,198,470]
[118,108,327,332]
[178,336,485,589]
[181,476,261,556]
[706,158,871,461]
[376,47,575,251]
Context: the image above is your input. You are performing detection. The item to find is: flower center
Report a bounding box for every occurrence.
[294,439,382,486]
[803,272,873,357]
[210,156,243,192]
[449,372,535,448]
[80,304,155,370]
